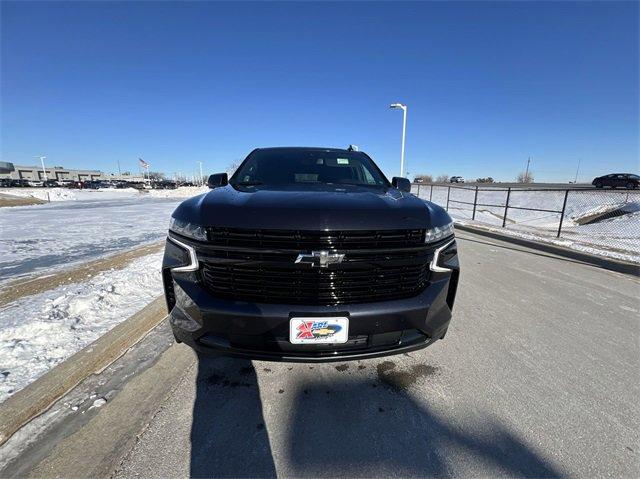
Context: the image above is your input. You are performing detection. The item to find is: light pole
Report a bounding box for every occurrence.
[197,161,203,186]
[389,103,407,177]
[35,156,47,180]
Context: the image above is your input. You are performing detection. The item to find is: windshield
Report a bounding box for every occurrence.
[231,149,389,187]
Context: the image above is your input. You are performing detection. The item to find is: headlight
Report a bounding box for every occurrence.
[169,217,207,241]
[425,222,454,243]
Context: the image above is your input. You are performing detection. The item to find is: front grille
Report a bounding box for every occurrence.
[206,227,425,249]
[199,228,432,305]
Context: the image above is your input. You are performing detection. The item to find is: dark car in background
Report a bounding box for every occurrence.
[162,147,459,362]
[10,179,30,187]
[152,180,177,190]
[83,180,102,189]
[592,174,639,189]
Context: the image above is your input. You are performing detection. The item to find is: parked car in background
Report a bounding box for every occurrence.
[57,179,74,187]
[449,176,465,183]
[10,179,30,187]
[152,180,177,190]
[27,180,44,187]
[0,178,12,187]
[42,179,59,187]
[592,174,639,189]
[84,180,106,189]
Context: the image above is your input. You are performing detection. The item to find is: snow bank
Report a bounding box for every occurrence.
[0,252,163,403]
[3,187,140,202]
[146,186,208,198]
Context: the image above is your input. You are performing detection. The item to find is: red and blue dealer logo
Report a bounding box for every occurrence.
[296,320,342,340]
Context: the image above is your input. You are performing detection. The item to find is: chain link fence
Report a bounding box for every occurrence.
[412,184,640,261]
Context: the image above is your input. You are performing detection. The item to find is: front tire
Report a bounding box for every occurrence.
[595,181,603,188]
[626,182,636,190]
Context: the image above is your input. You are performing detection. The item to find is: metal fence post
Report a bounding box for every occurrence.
[502,187,511,227]
[557,189,570,238]
[472,186,479,220]
[429,185,433,201]
[445,186,451,211]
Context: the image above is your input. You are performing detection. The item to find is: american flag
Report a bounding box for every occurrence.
[138,158,150,169]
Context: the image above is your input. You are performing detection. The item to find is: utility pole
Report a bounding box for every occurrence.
[35,156,47,180]
[525,156,531,181]
[197,161,203,186]
[117,159,122,178]
[389,103,408,177]
[573,158,581,184]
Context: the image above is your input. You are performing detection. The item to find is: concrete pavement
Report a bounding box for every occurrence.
[3,230,639,477]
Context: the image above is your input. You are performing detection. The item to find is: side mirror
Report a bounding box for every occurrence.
[207,173,228,189]
[392,177,411,193]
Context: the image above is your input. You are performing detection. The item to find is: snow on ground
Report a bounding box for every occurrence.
[0,252,163,403]
[413,185,640,263]
[146,186,208,198]
[3,187,140,202]
[0,196,189,283]
[2,186,208,202]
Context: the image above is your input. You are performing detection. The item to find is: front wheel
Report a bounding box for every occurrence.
[595,182,603,188]
[626,182,636,190]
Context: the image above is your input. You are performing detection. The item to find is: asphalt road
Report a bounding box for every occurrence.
[7,230,640,478]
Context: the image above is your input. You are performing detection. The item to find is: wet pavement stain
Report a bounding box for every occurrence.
[335,364,349,372]
[376,362,439,391]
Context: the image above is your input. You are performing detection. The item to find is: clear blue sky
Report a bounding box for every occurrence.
[1,1,638,182]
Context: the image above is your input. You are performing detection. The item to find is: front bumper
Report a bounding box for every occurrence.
[162,237,459,362]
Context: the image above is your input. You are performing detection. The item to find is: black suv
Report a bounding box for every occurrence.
[162,147,459,361]
[592,174,639,189]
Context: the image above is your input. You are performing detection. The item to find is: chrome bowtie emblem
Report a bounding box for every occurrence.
[295,250,345,268]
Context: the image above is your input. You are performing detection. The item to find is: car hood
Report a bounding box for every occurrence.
[172,184,451,230]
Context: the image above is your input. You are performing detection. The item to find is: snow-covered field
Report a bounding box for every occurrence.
[0,190,208,283]
[0,188,207,402]
[0,253,163,402]
[3,186,208,202]
[414,185,640,263]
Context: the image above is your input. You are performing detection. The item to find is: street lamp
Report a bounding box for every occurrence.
[197,161,204,186]
[389,103,407,177]
[34,156,47,181]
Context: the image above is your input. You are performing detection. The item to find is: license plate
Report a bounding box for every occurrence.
[289,317,349,344]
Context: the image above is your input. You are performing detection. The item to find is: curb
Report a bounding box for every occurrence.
[0,296,167,446]
[0,241,164,308]
[455,223,640,277]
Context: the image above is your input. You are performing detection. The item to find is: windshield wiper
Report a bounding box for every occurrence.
[233,181,263,186]
[334,181,378,187]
